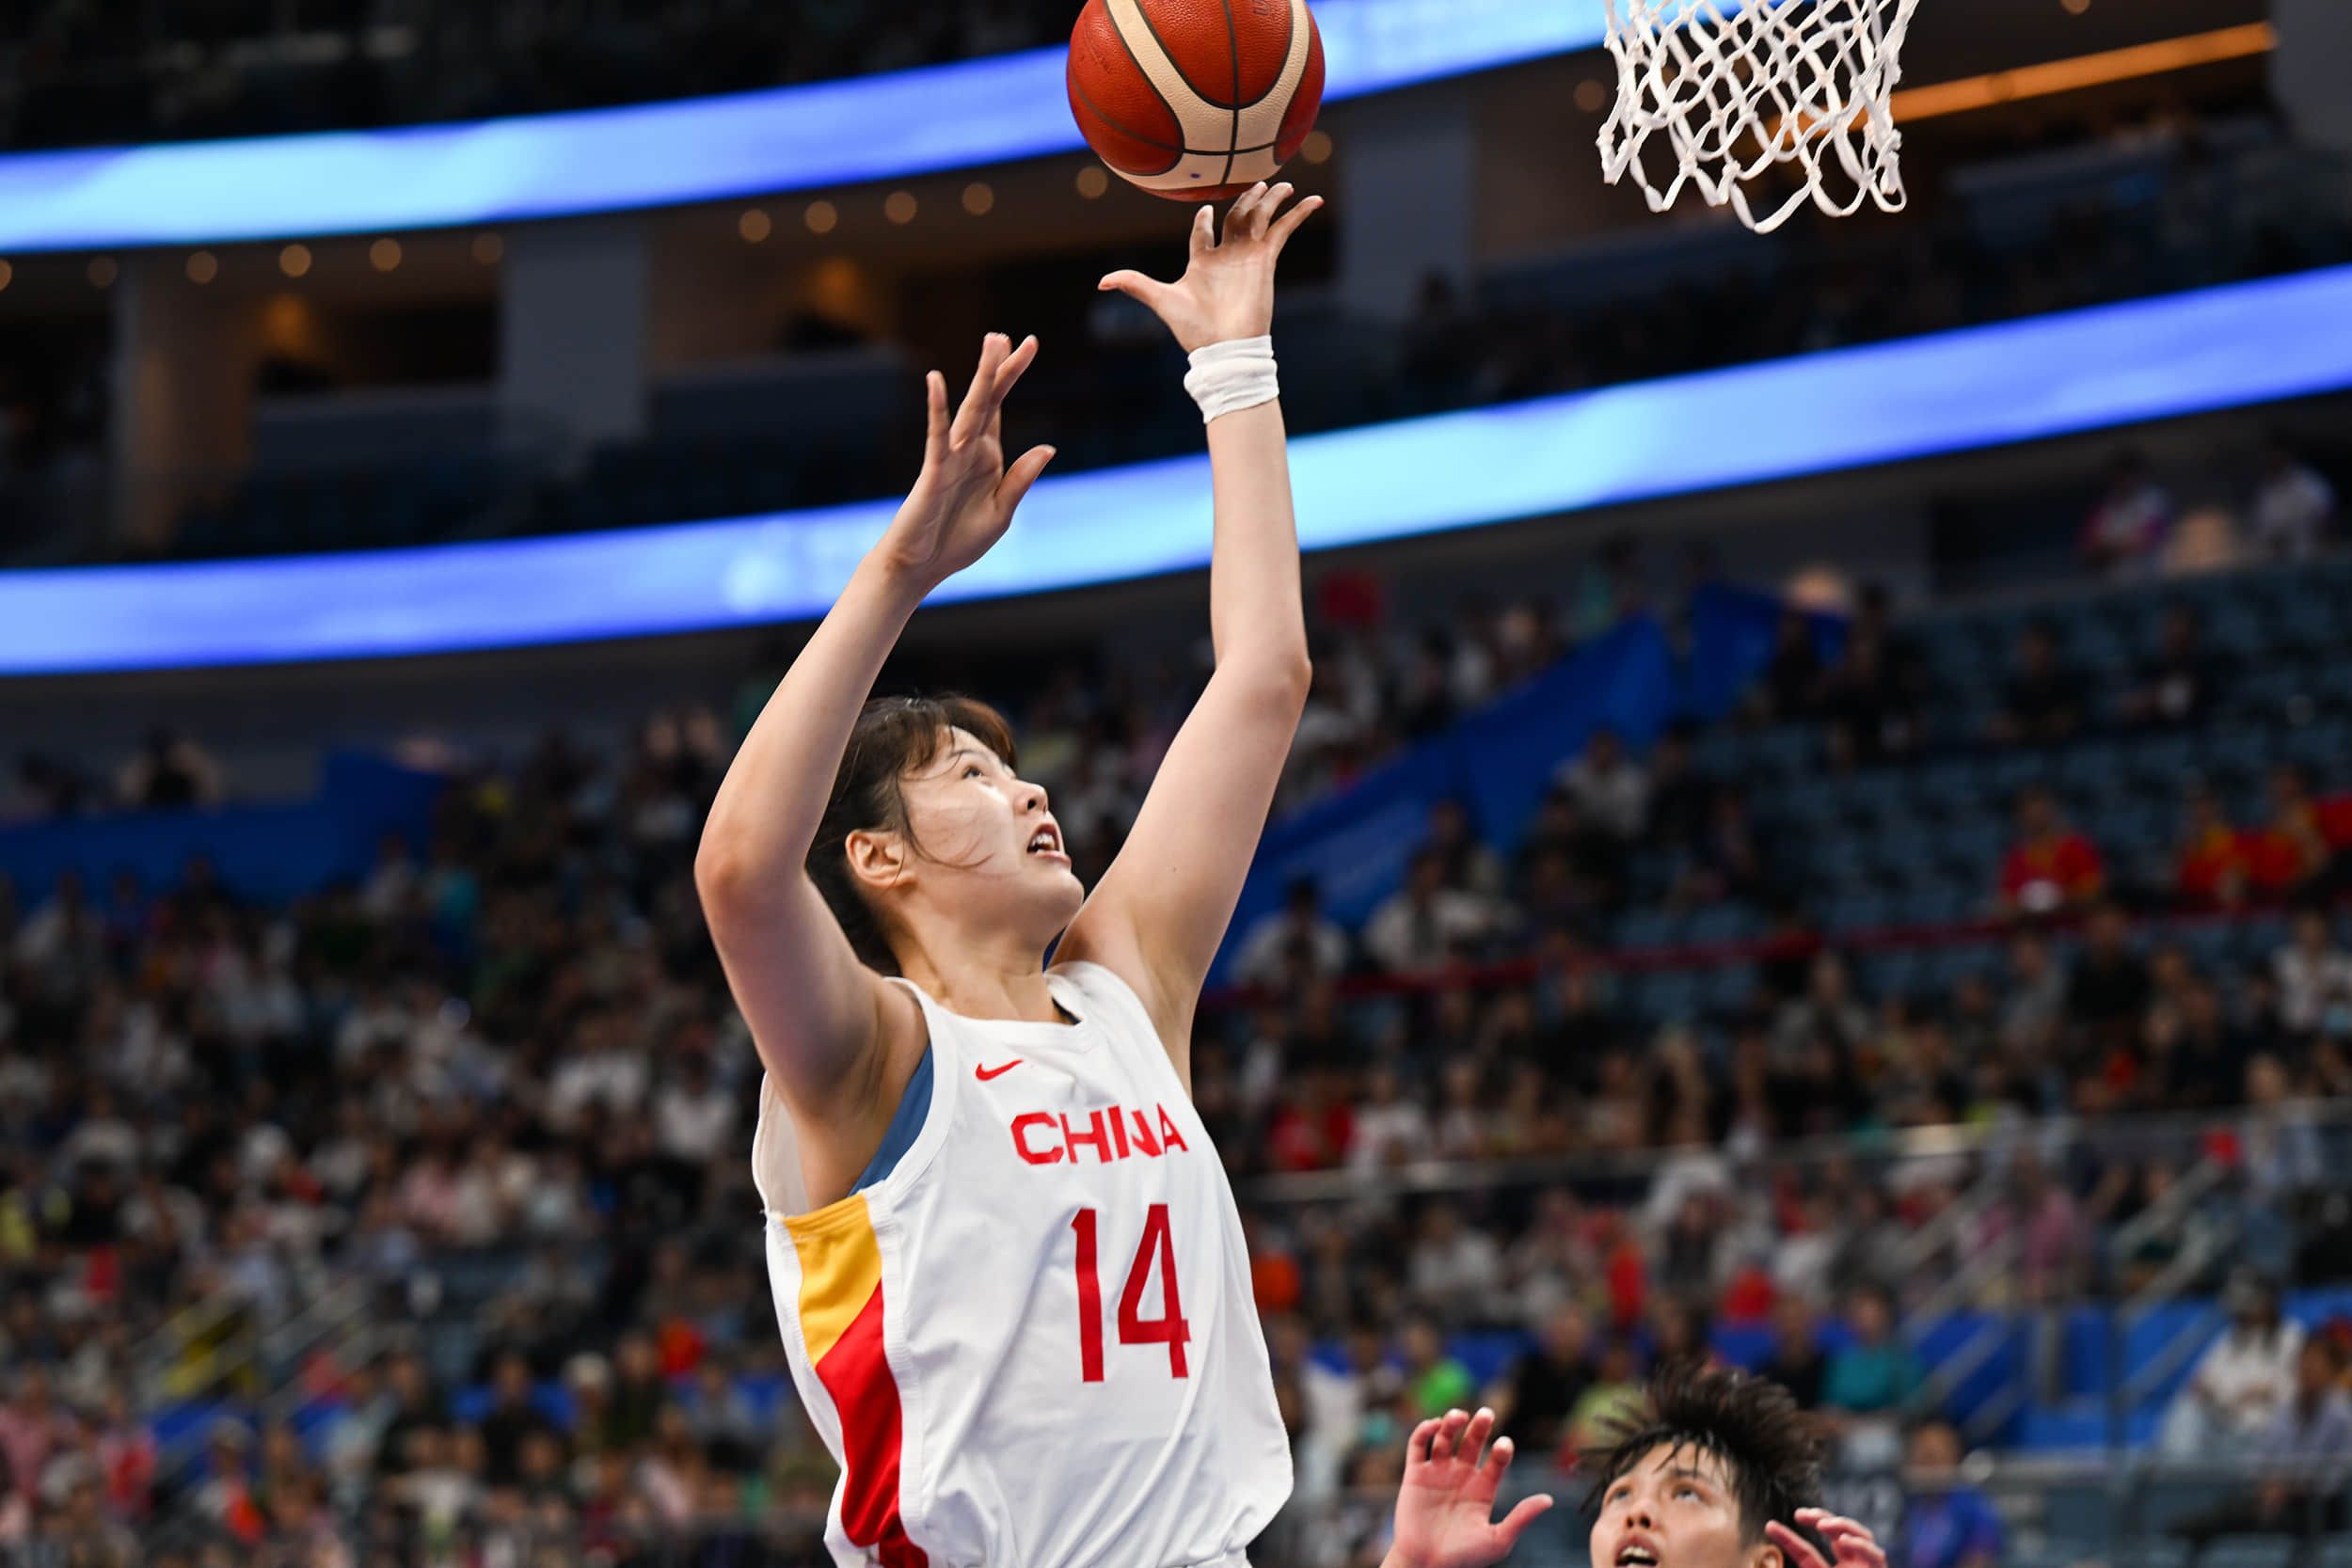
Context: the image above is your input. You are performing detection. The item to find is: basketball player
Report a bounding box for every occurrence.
[701,182,1554,1568]
[1585,1366,1890,1568]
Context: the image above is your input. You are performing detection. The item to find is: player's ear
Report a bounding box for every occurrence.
[1747,1538,1788,1568]
[844,828,909,892]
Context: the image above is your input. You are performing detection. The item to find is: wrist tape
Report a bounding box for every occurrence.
[1184,336,1279,423]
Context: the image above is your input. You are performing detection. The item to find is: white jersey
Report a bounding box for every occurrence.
[752,961,1292,1568]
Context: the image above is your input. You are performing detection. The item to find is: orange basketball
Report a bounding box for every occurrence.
[1067,0,1326,203]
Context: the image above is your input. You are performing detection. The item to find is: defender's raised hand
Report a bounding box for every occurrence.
[1383,1408,1557,1568]
[1098,182,1324,353]
[877,332,1057,590]
[1767,1509,1890,1568]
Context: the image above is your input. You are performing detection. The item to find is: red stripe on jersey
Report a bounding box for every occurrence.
[813,1284,929,1568]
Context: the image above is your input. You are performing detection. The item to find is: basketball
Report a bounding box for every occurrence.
[1068,0,1326,202]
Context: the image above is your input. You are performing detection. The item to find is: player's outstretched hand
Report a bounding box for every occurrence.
[1766,1509,1889,1568]
[1382,1407,1556,1568]
[878,332,1057,589]
[1098,182,1324,354]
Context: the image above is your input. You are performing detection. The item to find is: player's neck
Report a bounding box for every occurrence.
[898,941,1064,1026]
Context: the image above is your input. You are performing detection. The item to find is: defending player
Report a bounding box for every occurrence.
[1585,1365,1892,1568]
[697,183,1327,1568]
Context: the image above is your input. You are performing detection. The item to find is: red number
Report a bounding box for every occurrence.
[1072,1204,1192,1383]
[1072,1210,1105,1384]
[1118,1204,1191,1378]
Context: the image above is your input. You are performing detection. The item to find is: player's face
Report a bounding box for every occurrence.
[893,726,1084,927]
[1592,1447,1772,1568]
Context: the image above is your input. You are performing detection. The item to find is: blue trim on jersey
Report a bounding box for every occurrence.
[854,1047,933,1193]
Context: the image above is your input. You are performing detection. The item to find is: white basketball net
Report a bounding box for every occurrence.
[1599,0,1924,234]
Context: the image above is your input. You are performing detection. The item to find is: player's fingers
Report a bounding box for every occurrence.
[921,372,949,460]
[1268,192,1325,252]
[1767,1521,1834,1568]
[1248,182,1292,238]
[1406,1418,1439,1467]
[1494,1494,1555,1547]
[952,333,1009,443]
[993,445,1057,514]
[1190,201,1218,254]
[986,335,1041,436]
[1097,271,1170,311]
[1818,1520,1883,1568]
[1462,1407,1497,1470]
[1481,1433,1518,1485]
[1432,1408,1470,1463]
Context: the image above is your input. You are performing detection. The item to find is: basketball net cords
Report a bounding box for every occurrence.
[1599,0,1924,235]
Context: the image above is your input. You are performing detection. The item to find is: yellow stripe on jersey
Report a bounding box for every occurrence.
[787,1193,883,1363]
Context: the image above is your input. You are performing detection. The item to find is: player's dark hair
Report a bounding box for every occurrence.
[808,694,1018,975]
[1581,1363,1826,1545]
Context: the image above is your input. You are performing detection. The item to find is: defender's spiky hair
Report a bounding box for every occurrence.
[1581,1362,1827,1544]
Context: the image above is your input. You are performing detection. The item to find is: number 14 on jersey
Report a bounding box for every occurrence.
[1071,1205,1191,1383]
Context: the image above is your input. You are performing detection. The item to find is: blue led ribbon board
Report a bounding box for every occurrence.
[0,0,1606,253]
[4,265,2350,675]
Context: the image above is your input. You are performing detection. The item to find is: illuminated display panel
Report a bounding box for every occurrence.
[4,265,2347,674]
[0,0,1603,252]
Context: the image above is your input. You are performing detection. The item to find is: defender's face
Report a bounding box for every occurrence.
[1593,1447,1770,1568]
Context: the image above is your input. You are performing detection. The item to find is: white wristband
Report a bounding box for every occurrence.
[1184,336,1279,424]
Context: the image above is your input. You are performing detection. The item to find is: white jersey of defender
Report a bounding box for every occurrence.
[752,960,1292,1568]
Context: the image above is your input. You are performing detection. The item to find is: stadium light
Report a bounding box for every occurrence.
[0,0,1609,253]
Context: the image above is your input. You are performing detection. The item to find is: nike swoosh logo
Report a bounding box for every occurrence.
[975,1060,1024,1082]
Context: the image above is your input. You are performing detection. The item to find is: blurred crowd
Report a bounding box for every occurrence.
[0,515,2347,1560]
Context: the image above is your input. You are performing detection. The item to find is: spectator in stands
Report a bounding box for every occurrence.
[1400,1315,1477,1418]
[2121,607,2217,730]
[1424,798,1507,898]
[1976,1149,2090,1305]
[2175,1335,2352,1552]
[2080,451,2175,579]
[1352,1067,1435,1172]
[1564,1338,1646,1451]
[1992,623,2083,747]
[0,1370,73,1507]
[2246,765,2333,899]
[1758,609,1824,722]
[1492,1303,1597,1458]
[1555,728,1649,842]
[1899,1419,2002,1568]
[1518,786,1628,919]
[1822,1284,1920,1429]
[2161,1271,2304,1458]
[1364,848,1502,974]
[1759,1295,1827,1411]
[1644,722,1714,855]
[2249,436,2338,563]
[2275,908,2352,1040]
[2000,788,2106,915]
[1773,952,1870,1066]
[1233,877,1352,989]
[116,725,224,811]
[1685,786,1768,909]
[2176,784,2251,908]
[477,1354,559,1490]
[2068,902,2151,1048]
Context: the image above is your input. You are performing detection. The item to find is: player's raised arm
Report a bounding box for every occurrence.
[1059,183,1323,1076]
[696,335,1056,1115]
